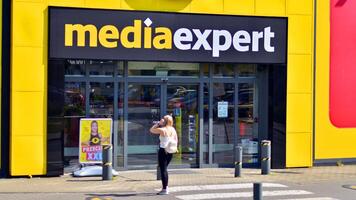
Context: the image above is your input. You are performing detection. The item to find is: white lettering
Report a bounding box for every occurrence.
[212,30,232,57]
[174,28,193,50]
[264,27,275,52]
[192,29,212,50]
[233,31,251,52]
[252,31,264,52]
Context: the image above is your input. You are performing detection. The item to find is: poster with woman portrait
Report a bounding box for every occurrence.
[79,118,112,163]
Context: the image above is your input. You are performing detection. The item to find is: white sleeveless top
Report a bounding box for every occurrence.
[159,127,178,150]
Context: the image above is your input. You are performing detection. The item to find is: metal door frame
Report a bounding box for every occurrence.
[122,63,204,170]
[63,61,264,170]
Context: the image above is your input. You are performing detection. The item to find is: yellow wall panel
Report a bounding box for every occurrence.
[48,0,84,7]
[121,0,158,11]
[10,0,317,175]
[157,0,191,12]
[287,93,312,133]
[11,136,45,176]
[85,0,120,9]
[315,0,356,160]
[286,132,312,167]
[12,47,45,91]
[11,92,44,136]
[14,0,44,3]
[287,54,312,93]
[255,0,285,16]
[223,0,254,15]
[12,2,46,47]
[190,0,223,14]
[287,0,312,15]
[288,15,312,54]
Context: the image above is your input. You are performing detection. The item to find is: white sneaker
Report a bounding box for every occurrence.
[157,189,169,195]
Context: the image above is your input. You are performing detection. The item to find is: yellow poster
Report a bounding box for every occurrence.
[79,118,112,164]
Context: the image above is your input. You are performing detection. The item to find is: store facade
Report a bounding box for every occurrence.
[1,0,354,177]
[48,8,287,174]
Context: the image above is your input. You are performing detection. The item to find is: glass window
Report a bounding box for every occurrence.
[128,61,199,76]
[238,82,259,164]
[117,61,124,76]
[237,64,256,77]
[65,60,85,76]
[167,84,199,165]
[88,60,114,77]
[117,83,124,168]
[64,82,86,116]
[212,83,235,164]
[213,64,234,77]
[127,84,161,166]
[202,63,210,77]
[63,82,86,172]
[89,82,114,117]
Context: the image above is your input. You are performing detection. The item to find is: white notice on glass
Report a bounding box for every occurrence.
[218,101,228,118]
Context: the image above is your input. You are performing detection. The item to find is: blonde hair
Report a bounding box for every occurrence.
[164,115,174,127]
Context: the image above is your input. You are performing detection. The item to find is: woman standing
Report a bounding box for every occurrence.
[150,115,178,195]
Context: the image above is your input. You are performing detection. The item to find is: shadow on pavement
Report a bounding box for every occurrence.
[272,171,303,174]
[86,192,157,198]
[66,179,102,182]
[125,179,156,182]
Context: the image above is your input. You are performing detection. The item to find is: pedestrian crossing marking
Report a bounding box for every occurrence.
[156,183,287,193]
[276,198,339,200]
[176,190,313,200]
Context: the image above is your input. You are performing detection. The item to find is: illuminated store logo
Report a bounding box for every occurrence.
[64,18,276,58]
[50,8,287,63]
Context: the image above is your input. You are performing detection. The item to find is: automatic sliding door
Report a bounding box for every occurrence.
[238,82,259,165]
[127,84,161,166]
[167,85,199,166]
[212,83,235,165]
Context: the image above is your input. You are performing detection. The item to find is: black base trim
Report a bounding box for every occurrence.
[314,158,356,166]
[1,0,11,178]
[46,60,65,176]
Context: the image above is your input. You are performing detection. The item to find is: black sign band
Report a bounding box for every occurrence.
[49,7,287,63]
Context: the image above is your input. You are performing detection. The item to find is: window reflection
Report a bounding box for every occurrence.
[237,64,256,77]
[64,82,85,116]
[89,82,114,117]
[128,61,199,76]
[88,60,115,77]
[213,83,235,164]
[238,83,258,164]
[213,63,234,77]
[167,85,199,165]
[65,60,85,76]
[64,82,85,170]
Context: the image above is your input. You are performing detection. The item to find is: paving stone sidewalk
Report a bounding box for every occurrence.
[0,165,355,193]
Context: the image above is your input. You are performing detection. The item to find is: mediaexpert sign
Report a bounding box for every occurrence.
[49,7,287,63]
[79,118,112,164]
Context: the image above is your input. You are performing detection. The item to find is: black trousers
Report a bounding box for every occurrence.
[158,148,173,189]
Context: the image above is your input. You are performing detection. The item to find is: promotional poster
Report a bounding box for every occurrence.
[79,118,112,164]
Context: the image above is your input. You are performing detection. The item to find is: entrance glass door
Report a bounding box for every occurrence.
[127,83,199,167]
[238,82,259,165]
[127,84,161,166]
[167,85,199,166]
[212,83,235,165]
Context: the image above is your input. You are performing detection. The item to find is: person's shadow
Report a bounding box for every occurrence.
[85,192,157,199]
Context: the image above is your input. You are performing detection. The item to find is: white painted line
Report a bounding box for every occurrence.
[176,190,313,200]
[156,183,287,192]
[276,198,339,200]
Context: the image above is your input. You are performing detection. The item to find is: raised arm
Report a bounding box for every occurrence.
[149,123,165,135]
